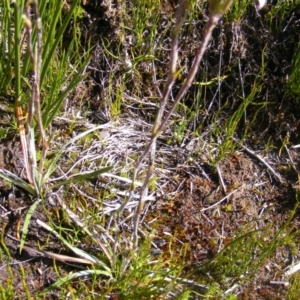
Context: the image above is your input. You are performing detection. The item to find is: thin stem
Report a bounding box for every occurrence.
[32,0,48,184]
[23,0,48,193]
[153,0,187,132]
[156,13,221,135]
[14,1,21,104]
[131,11,222,249]
[122,1,188,236]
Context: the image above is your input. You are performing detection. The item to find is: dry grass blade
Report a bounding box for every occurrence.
[7,233,94,265]
[240,143,283,183]
[285,261,300,277]
[200,188,238,212]
[15,103,33,185]
[36,218,111,270]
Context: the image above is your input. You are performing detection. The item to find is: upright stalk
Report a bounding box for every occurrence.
[131,0,233,249]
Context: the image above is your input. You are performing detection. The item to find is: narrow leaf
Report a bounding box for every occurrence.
[41,269,112,294]
[0,169,36,195]
[40,0,80,85]
[19,199,42,253]
[47,166,113,192]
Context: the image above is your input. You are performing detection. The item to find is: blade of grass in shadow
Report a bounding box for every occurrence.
[19,199,42,253]
[287,42,300,95]
[0,169,36,195]
[1,223,12,258]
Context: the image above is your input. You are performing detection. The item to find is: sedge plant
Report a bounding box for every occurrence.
[0,2,112,197]
[0,0,113,275]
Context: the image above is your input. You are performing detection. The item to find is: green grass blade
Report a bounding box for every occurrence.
[0,0,13,93]
[19,199,42,254]
[40,269,112,294]
[41,0,63,61]
[40,0,79,86]
[287,42,300,95]
[47,166,113,193]
[42,60,88,128]
[13,1,23,103]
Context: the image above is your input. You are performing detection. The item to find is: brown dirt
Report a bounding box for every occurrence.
[153,151,299,298]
